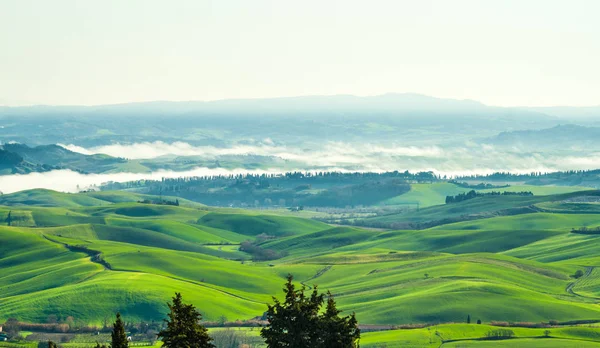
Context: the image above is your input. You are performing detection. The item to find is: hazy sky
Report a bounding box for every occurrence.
[1,0,598,107]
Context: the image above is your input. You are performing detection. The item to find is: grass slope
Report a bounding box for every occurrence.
[2,187,600,344]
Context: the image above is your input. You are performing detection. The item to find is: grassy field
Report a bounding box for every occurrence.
[2,187,600,346]
[381,183,592,209]
[365,189,600,229]
[361,324,600,347]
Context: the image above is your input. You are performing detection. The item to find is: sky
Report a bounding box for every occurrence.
[0,0,598,107]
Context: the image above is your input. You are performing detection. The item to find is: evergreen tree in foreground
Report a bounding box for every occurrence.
[157,292,214,348]
[48,342,58,348]
[261,274,360,348]
[111,312,128,348]
[319,291,360,348]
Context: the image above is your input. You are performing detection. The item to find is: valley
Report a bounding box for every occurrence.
[1,182,600,347]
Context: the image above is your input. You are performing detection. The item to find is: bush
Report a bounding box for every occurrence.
[485,329,515,340]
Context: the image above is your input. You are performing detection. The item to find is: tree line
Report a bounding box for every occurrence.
[456,169,600,183]
[570,226,600,234]
[42,275,359,348]
[445,190,533,204]
[101,170,440,192]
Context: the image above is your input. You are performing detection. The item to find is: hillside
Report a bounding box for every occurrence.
[1,188,600,332]
[2,143,129,173]
[0,143,132,175]
[361,189,600,229]
[0,148,59,175]
[0,94,559,147]
[0,189,204,208]
[486,124,600,150]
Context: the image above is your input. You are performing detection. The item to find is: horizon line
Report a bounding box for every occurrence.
[1,92,599,109]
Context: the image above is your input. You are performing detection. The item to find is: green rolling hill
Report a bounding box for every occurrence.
[1,188,600,347]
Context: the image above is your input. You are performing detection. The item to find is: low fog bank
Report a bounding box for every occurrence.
[0,168,289,194]
[59,141,600,173]
[58,141,444,161]
[0,165,591,195]
[2,141,599,194]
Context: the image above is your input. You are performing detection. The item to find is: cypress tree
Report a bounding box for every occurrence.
[261,274,323,348]
[157,292,214,348]
[111,313,128,348]
[319,291,360,348]
[262,275,360,348]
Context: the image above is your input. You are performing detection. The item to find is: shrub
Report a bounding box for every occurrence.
[485,329,515,340]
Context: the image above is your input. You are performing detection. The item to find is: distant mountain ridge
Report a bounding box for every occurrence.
[485,124,600,149]
[0,94,560,147]
[525,106,600,120]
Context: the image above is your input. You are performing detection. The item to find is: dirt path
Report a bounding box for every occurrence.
[301,265,333,290]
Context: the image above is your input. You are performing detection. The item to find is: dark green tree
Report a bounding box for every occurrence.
[111,313,128,348]
[94,344,108,348]
[7,211,11,226]
[318,291,360,348]
[48,342,58,348]
[467,314,471,324]
[261,275,360,348]
[157,292,214,348]
[261,274,323,348]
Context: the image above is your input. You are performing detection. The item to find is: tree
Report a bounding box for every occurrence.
[157,292,214,348]
[6,211,11,226]
[111,313,128,348]
[477,319,482,325]
[318,291,360,348]
[94,344,108,348]
[467,315,471,324]
[261,274,323,348]
[544,330,551,337]
[485,329,514,339]
[48,342,58,348]
[261,275,360,348]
